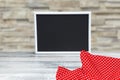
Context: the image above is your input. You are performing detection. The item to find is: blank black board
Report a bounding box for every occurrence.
[34,12,91,53]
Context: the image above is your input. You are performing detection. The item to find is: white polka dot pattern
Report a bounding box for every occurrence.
[56,50,120,80]
[56,66,87,80]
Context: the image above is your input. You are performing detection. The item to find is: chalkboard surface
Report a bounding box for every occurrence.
[34,12,91,53]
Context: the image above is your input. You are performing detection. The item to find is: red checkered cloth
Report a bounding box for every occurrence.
[56,50,120,80]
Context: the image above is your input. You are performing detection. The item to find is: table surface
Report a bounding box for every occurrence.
[0,52,119,80]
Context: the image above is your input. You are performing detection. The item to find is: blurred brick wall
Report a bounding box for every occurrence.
[0,0,120,52]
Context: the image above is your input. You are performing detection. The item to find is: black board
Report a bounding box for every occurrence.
[34,12,91,53]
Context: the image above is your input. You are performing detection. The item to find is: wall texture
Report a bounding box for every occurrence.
[0,0,120,52]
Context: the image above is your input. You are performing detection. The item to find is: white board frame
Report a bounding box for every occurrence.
[34,11,91,54]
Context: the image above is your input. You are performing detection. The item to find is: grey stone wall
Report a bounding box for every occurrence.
[0,0,120,52]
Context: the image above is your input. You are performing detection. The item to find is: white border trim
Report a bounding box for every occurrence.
[89,12,91,53]
[34,12,38,54]
[34,11,91,54]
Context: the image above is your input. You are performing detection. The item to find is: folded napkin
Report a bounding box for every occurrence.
[56,50,120,80]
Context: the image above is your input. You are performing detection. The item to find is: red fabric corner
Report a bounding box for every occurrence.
[56,50,120,80]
